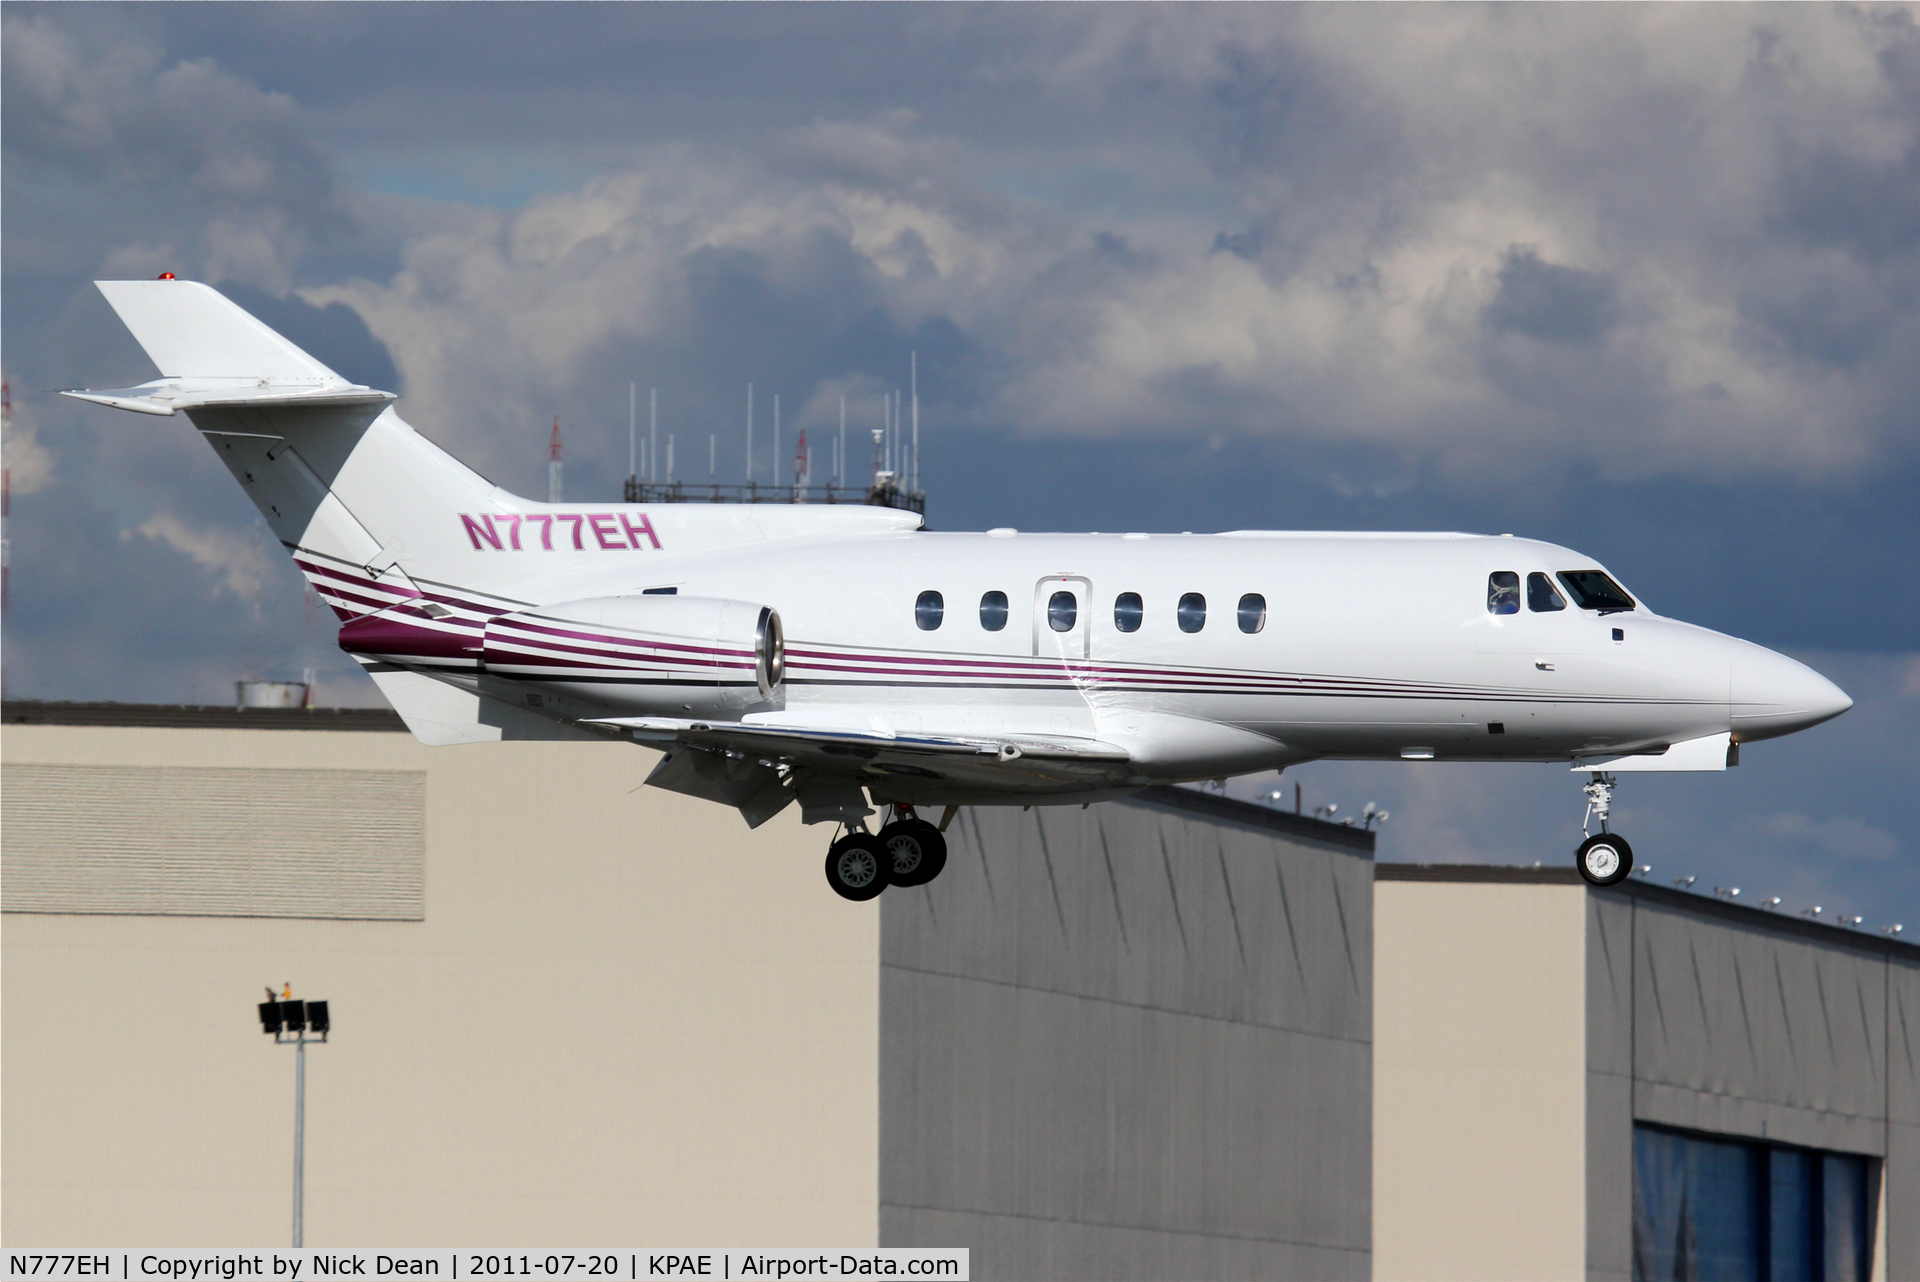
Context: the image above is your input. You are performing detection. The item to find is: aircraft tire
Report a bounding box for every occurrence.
[882,820,949,888]
[1576,833,1634,887]
[825,833,890,902]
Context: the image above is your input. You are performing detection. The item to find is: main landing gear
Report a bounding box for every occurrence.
[823,805,951,902]
[1575,772,1633,887]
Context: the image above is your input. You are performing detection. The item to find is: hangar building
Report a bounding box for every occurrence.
[4,701,1914,1281]
[1,703,1371,1276]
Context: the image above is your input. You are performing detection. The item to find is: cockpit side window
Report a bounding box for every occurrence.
[1557,570,1635,614]
[1527,572,1566,612]
[1487,572,1520,615]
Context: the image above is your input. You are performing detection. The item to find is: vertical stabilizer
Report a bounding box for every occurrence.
[94,280,347,383]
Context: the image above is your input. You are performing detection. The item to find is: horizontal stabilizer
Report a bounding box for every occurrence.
[62,378,394,417]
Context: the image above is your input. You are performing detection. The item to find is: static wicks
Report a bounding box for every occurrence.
[746,382,754,485]
[649,387,657,485]
[838,395,846,489]
[628,383,636,483]
[911,351,919,494]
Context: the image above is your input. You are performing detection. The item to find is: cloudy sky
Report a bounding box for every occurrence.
[5,3,1916,918]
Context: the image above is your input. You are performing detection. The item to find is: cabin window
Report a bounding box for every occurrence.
[914,590,944,630]
[1488,571,1520,615]
[1114,592,1144,633]
[1237,593,1267,634]
[1527,572,1566,612]
[1557,570,1636,613]
[1177,592,1207,633]
[1048,591,1078,632]
[979,591,1009,631]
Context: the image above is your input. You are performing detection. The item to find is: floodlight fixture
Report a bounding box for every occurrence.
[254,984,330,1248]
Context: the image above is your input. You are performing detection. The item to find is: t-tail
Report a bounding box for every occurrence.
[66,278,917,744]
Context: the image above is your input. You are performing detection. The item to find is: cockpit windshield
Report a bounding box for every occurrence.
[1556,570,1635,614]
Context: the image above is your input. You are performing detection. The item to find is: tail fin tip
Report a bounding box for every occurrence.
[94,279,345,384]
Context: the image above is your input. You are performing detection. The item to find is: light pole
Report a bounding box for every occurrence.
[258,985,329,1246]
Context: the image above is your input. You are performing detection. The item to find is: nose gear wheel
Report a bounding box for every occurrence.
[1574,772,1632,885]
[1576,832,1634,886]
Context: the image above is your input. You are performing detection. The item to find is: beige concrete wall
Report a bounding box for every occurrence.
[3,724,878,1247]
[1373,881,1588,1282]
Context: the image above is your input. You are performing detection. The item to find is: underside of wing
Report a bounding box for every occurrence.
[585,714,1137,827]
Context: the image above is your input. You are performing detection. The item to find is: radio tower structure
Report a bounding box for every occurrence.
[547,415,563,504]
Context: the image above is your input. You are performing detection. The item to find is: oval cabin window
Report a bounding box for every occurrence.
[1048,591,1078,632]
[915,590,944,630]
[979,591,1009,631]
[1114,592,1144,633]
[1177,593,1206,633]
[1237,593,1267,633]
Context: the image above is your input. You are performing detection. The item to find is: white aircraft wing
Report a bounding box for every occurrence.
[585,714,1134,828]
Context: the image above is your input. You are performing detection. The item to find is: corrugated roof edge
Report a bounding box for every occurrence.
[2,700,407,733]
[1378,863,1920,959]
[1130,785,1375,853]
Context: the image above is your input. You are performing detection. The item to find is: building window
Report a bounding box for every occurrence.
[1047,591,1078,632]
[1177,593,1206,633]
[914,590,944,630]
[1633,1123,1875,1282]
[1114,592,1143,633]
[979,591,1009,631]
[1237,593,1267,633]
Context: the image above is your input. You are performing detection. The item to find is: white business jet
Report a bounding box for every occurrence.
[68,279,1852,899]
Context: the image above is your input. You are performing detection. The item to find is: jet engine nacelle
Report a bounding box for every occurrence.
[483,594,784,716]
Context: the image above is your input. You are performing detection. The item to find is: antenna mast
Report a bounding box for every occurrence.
[2,377,11,617]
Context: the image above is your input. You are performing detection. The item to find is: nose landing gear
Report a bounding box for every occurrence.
[822,805,953,901]
[1575,772,1633,887]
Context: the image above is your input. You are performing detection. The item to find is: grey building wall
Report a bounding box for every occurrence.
[1586,878,1920,1280]
[1378,866,1919,1282]
[880,787,1374,1281]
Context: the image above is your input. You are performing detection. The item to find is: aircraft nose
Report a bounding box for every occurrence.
[1730,645,1852,743]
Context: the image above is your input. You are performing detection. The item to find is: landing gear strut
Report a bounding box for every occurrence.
[1575,772,1633,887]
[821,805,953,901]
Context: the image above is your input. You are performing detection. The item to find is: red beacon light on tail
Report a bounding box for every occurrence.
[157,272,176,280]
